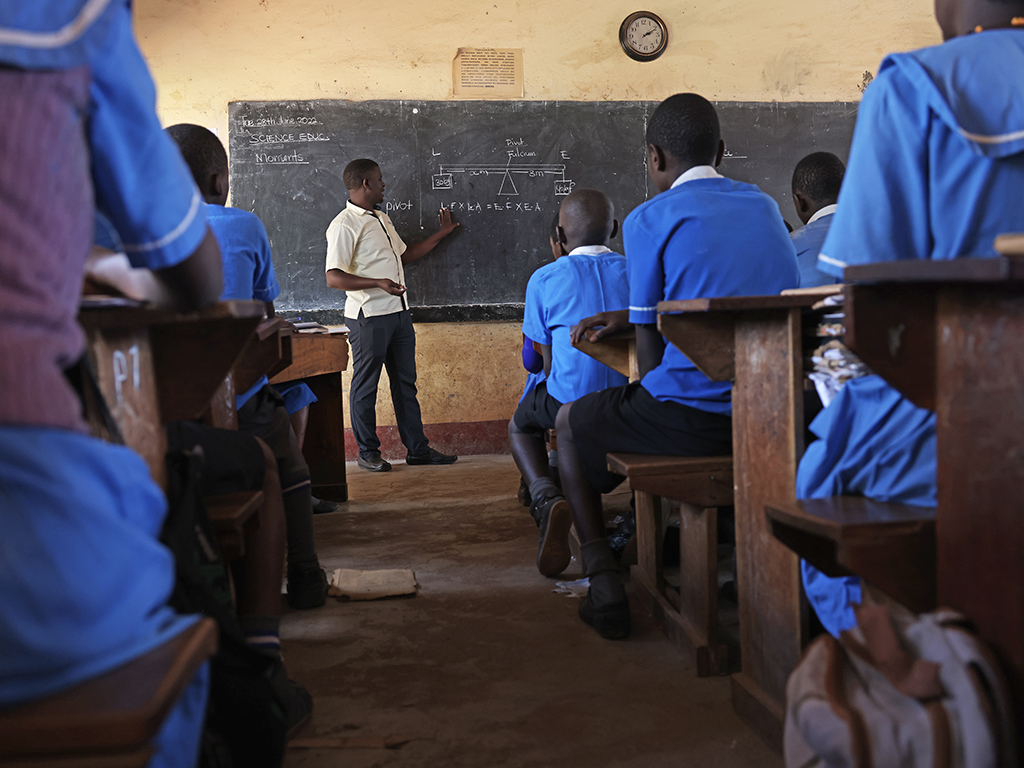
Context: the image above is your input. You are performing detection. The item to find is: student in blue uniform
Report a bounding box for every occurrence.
[510,189,630,577]
[789,152,844,288]
[0,3,223,765]
[796,0,1024,637]
[516,214,563,508]
[559,93,799,639]
[167,123,329,610]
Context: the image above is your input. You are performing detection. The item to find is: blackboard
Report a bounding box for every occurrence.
[228,100,858,323]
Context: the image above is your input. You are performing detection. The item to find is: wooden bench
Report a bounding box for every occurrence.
[205,490,265,562]
[765,497,936,613]
[607,453,734,676]
[0,617,217,768]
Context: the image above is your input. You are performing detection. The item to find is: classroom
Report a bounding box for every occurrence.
[3,0,1024,766]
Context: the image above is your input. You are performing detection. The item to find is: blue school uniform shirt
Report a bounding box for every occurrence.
[206,204,281,408]
[522,246,629,404]
[790,206,839,288]
[799,29,1024,637]
[627,167,799,413]
[0,1,206,272]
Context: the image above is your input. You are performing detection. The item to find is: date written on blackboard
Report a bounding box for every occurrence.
[240,116,321,127]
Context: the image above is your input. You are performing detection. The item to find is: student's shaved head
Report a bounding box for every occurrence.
[792,152,845,205]
[558,189,615,247]
[647,93,721,167]
[166,123,227,194]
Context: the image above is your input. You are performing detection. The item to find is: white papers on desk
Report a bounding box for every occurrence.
[809,340,871,407]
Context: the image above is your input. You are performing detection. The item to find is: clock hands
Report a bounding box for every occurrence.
[642,28,659,38]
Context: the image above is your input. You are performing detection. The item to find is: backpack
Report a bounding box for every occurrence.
[785,603,1016,768]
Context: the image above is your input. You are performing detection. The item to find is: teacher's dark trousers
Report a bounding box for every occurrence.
[347,308,429,459]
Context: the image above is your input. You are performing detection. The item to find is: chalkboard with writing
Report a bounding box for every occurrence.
[227,100,857,323]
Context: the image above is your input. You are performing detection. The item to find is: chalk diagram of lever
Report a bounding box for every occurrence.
[431,153,576,197]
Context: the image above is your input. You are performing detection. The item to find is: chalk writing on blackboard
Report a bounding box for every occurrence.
[430,138,575,197]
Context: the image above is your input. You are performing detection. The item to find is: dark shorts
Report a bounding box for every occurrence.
[237,384,309,487]
[568,381,732,494]
[512,381,564,436]
[167,421,265,496]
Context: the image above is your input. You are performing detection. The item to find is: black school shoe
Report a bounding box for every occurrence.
[406,447,458,465]
[535,495,572,577]
[578,590,632,640]
[311,496,339,514]
[286,565,328,610]
[357,452,392,472]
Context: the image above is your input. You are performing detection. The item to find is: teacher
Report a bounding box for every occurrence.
[325,158,459,472]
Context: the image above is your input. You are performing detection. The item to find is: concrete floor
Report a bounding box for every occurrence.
[282,455,781,768]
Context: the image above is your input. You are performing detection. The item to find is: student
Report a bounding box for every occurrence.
[517,213,563,508]
[789,152,844,288]
[325,159,459,472]
[0,2,221,765]
[559,94,799,639]
[510,190,630,577]
[167,123,329,610]
[796,0,1024,637]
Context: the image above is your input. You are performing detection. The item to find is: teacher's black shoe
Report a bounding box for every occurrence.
[406,448,458,466]
[357,452,392,472]
[578,590,632,640]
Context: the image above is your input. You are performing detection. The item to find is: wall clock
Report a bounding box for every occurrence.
[619,11,668,62]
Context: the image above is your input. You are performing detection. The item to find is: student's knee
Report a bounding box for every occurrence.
[554,403,573,442]
[254,437,279,487]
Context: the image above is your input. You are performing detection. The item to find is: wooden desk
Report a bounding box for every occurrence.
[572,327,638,381]
[657,293,822,750]
[842,257,1024,740]
[79,301,265,488]
[270,333,350,502]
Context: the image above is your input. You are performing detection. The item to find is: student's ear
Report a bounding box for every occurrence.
[714,139,726,168]
[556,224,567,246]
[212,171,229,201]
[610,219,619,241]
[647,143,666,173]
[793,190,811,217]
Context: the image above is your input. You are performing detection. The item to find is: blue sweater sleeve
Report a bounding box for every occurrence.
[522,336,543,373]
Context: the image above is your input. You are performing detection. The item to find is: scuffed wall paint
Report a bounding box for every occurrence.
[338,322,525,427]
[136,0,938,135]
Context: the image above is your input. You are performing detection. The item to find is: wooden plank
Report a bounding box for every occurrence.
[935,285,1024,726]
[0,619,217,761]
[730,306,805,749]
[766,497,936,612]
[84,326,166,489]
[659,293,823,314]
[572,332,632,379]
[845,256,1024,283]
[206,490,264,562]
[844,283,936,410]
[606,453,732,477]
[270,333,350,383]
[657,313,737,381]
[232,320,293,394]
[678,500,723,675]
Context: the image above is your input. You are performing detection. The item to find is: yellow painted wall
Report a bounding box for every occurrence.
[136,0,939,428]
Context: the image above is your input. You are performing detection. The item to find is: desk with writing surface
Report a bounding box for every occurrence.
[571,327,638,381]
[270,332,350,503]
[839,257,1024,742]
[78,300,265,489]
[657,293,823,750]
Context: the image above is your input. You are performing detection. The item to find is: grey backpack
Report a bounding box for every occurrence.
[785,604,1016,768]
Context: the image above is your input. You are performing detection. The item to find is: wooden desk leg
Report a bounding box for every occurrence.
[303,372,348,502]
[730,309,807,751]
[936,287,1024,751]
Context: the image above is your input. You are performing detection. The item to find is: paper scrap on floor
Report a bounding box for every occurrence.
[553,577,589,599]
[328,568,418,600]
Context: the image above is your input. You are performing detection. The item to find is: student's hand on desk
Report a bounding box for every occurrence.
[571,310,631,345]
[437,208,460,237]
[376,278,407,296]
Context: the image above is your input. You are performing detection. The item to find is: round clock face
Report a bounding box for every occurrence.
[620,12,667,61]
